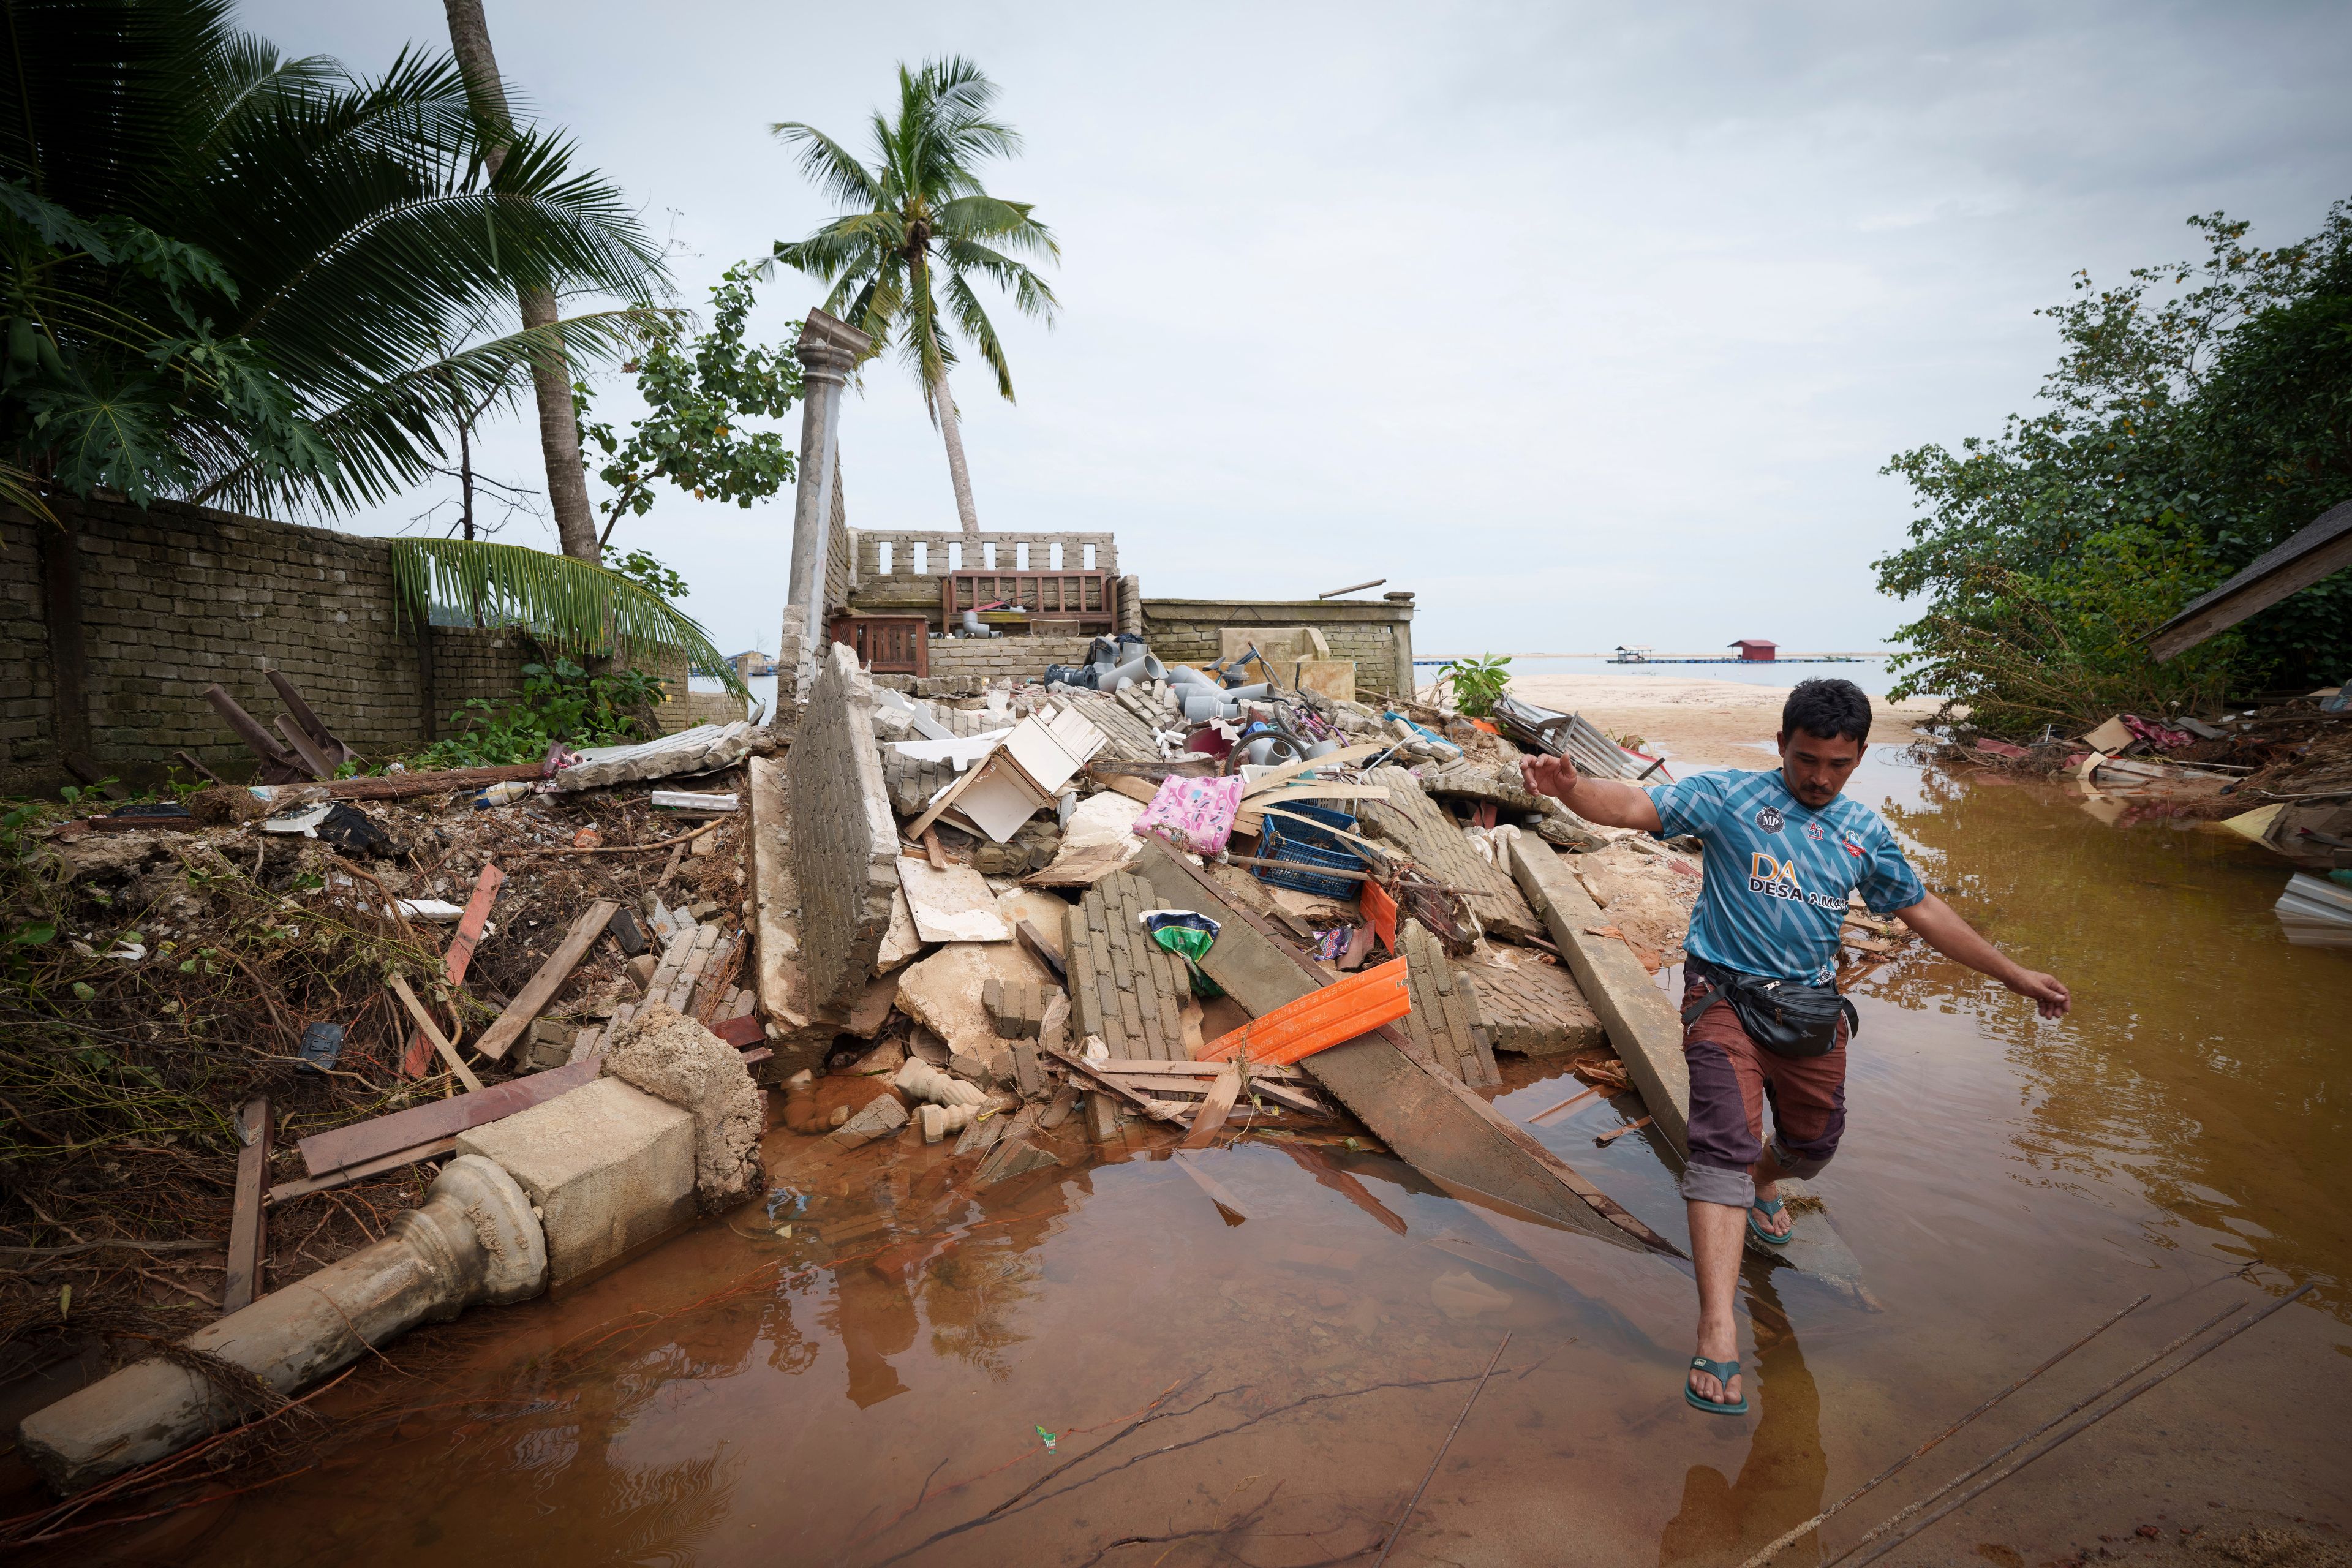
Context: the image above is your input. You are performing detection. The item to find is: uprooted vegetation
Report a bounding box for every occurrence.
[0,776,748,1377]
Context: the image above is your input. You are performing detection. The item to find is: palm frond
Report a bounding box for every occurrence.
[944,273,1014,402]
[768,121,881,209]
[197,307,662,513]
[388,538,747,701]
[938,236,1058,323]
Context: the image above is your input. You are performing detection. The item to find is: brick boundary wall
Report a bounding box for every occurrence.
[1140,597,1416,699]
[2,495,695,796]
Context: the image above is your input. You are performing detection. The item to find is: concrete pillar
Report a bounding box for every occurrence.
[18,1156,544,1493]
[786,309,870,701]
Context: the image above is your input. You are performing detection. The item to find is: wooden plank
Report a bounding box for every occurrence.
[1131,840,1671,1256]
[1237,741,1388,797]
[402,862,502,1077]
[221,1096,272,1313]
[297,1060,597,1178]
[1044,1046,1181,1120]
[475,899,621,1061]
[270,1137,458,1207]
[388,973,484,1093]
[1179,1065,1243,1148]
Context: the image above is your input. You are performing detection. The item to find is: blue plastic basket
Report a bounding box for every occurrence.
[1253,803,1365,899]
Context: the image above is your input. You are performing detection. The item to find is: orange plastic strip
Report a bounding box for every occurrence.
[1360,877,1398,952]
[401,861,503,1078]
[1198,959,1412,1066]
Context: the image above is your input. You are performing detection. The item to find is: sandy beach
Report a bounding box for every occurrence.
[1429,671,1940,769]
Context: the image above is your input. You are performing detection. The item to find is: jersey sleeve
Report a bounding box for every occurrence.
[1646,771,1730,843]
[1853,819,1927,914]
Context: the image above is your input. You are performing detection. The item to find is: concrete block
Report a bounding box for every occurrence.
[831,1092,908,1148]
[456,1077,695,1289]
[598,1006,765,1211]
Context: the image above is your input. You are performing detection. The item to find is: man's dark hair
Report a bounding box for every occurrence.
[1781,678,1872,745]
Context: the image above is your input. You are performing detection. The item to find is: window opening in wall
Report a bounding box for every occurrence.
[949,542,963,571]
[1083,544,1096,570]
[914,543,928,575]
[1015,542,1028,570]
[982,542,996,569]
[878,541,894,575]
[1049,542,1062,570]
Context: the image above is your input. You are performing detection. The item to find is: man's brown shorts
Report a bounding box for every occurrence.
[1678,967,1848,1209]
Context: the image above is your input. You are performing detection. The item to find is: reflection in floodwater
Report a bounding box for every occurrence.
[9,756,2347,1566]
[1659,1281,1826,1566]
[1875,764,2352,1321]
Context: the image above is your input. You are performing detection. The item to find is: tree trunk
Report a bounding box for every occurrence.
[442,0,600,562]
[930,361,980,534]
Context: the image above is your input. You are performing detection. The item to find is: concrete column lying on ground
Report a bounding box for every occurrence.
[18,1155,545,1494]
[786,308,869,698]
[456,1076,696,1288]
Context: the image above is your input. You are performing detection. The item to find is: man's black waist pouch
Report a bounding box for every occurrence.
[1682,957,1857,1058]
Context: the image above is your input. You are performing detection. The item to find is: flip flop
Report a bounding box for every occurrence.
[1684,1356,1748,1416]
[1747,1196,1793,1248]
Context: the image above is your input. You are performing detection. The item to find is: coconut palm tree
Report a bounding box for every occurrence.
[771,56,1058,533]
[0,0,665,520]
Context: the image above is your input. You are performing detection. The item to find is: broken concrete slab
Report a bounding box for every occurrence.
[456,1077,695,1289]
[1455,949,1608,1056]
[832,1093,909,1149]
[598,1007,764,1212]
[876,888,923,974]
[1066,870,1194,1061]
[1131,840,1670,1257]
[790,645,900,1009]
[995,885,1077,943]
[1023,787,1146,885]
[1355,766,1545,942]
[894,856,1012,943]
[1398,919,1501,1088]
[894,942,1062,1060]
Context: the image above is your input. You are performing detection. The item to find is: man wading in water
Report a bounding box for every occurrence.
[1521,678,2070,1415]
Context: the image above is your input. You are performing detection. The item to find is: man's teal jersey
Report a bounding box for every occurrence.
[1647,768,1926,984]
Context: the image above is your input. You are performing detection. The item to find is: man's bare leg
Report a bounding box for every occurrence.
[1752,1147,1793,1241]
[1687,1148,1790,1405]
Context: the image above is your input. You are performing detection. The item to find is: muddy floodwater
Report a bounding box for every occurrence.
[26,753,2352,1566]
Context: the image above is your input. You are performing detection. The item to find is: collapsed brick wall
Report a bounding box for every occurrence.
[2,495,697,794]
[1139,597,1417,698]
[786,643,899,1009]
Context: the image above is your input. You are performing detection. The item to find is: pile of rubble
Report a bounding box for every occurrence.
[4,628,1928,1501]
[756,640,1695,1156]
[1932,696,2352,871]
[0,718,773,1374]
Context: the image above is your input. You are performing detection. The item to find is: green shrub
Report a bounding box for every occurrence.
[1439,654,1512,718]
[411,660,669,768]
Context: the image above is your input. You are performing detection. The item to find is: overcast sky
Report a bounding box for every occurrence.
[244,1,2352,663]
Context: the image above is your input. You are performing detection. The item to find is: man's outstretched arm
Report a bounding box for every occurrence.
[1893,892,2071,1018]
[1520,754,1662,833]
